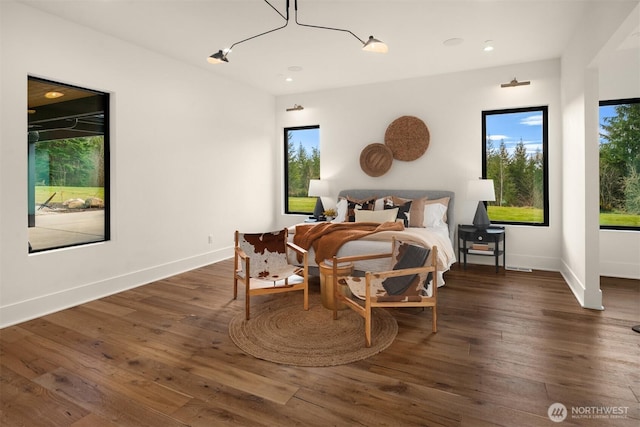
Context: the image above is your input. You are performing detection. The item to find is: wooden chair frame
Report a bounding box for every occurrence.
[233,229,309,320]
[332,242,438,347]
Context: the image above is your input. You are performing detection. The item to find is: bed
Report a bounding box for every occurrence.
[288,189,456,286]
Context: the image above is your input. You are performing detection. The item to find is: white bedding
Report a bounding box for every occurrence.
[287,223,456,285]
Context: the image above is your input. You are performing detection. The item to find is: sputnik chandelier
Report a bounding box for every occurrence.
[207,0,388,64]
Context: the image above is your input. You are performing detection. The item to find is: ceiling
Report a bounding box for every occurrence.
[19,0,640,96]
[28,78,106,141]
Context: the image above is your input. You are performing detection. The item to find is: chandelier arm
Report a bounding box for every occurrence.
[293,0,366,45]
[228,0,290,51]
[209,0,385,63]
[228,21,289,51]
[264,0,288,21]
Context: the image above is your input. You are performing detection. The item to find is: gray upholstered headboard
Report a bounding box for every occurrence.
[336,189,456,243]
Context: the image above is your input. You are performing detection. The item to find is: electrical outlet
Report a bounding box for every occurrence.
[208,235,213,244]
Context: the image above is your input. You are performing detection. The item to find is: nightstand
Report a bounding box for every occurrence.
[458,224,506,272]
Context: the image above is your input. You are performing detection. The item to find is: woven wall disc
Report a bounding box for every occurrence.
[359,143,393,177]
[384,116,430,161]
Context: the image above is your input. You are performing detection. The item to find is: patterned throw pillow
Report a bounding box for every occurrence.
[384,198,412,227]
[345,197,376,222]
[387,196,426,227]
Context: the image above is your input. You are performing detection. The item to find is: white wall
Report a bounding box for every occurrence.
[275,59,564,272]
[0,1,276,327]
[560,1,639,309]
[597,5,640,280]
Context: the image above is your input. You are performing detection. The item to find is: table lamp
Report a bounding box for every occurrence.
[308,179,330,220]
[467,179,496,229]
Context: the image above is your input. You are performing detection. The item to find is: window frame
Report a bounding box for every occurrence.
[27,76,110,253]
[482,105,549,227]
[283,125,320,215]
[598,97,640,231]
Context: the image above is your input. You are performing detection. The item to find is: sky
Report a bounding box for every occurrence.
[288,127,320,154]
[486,105,621,157]
[485,110,543,157]
[599,104,617,144]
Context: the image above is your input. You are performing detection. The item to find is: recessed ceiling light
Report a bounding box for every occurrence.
[285,77,293,82]
[45,91,64,99]
[443,38,464,47]
[483,40,494,52]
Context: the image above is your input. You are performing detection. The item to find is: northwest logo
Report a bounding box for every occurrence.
[548,403,567,423]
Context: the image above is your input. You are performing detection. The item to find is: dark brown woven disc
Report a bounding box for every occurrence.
[359,143,393,177]
[384,116,430,161]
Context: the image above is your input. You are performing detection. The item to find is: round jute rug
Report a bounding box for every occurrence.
[229,294,398,367]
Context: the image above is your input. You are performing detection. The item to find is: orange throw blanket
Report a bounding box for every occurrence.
[294,221,404,265]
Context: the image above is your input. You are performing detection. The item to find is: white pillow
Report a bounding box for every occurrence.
[423,203,448,228]
[355,207,398,223]
[334,198,348,223]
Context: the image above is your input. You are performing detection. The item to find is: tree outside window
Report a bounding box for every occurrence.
[482,106,549,226]
[284,126,320,214]
[27,76,110,252]
[599,98,640,229]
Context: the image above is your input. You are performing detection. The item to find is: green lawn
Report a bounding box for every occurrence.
[35,186,104,204]
[488,206,544,223]
[288,197,317,213]
[489,205,640,226]
[600,212,640,226]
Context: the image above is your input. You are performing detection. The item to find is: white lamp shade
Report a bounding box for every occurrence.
[362,36,388,53]
[467,179,496,202]
[308,179,329,197]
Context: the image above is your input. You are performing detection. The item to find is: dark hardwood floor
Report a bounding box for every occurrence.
[1,260,638,426]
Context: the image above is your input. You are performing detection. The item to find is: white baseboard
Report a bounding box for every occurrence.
[600,260,640,280]
[0,247,233,328]
[465,252,561,272]
[560,259,604,311]
[561,259,586,307]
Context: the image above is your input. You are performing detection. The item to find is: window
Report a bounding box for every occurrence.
[284,125,320,214]
[27,76,110,252]
[482,106,549,226]
[599,98,640,230]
